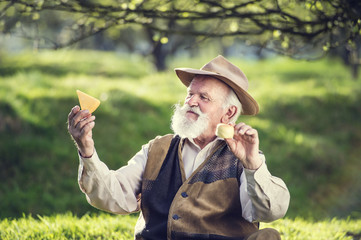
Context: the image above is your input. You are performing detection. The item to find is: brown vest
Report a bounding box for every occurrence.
[135,134,258,240]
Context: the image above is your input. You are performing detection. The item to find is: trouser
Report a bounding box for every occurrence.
[138,227,281,240]
[245,228,281,240]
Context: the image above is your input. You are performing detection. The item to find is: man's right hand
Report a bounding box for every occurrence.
[67,106,96,158]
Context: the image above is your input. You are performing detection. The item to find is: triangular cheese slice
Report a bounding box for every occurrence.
[76,90,100,113]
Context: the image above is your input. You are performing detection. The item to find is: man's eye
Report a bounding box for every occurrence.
[201,95,209,101]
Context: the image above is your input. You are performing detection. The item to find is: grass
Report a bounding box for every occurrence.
[0,49,360,221]
[0,213,137,240]
[0,213,360,240]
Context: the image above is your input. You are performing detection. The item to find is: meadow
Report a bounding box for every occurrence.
[0,49,360,238]
[1,213,361,240]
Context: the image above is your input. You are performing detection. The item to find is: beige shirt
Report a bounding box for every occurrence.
[78,137,290,223]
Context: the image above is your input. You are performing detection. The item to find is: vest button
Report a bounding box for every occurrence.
[181,192,188,198]
[172,214,180,220]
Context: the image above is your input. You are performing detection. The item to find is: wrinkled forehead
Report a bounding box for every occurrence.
[189,75,231,97]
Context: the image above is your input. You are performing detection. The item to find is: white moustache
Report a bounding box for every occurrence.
[181,105,203,116]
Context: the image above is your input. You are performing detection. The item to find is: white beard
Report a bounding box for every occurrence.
[171,103,209,139]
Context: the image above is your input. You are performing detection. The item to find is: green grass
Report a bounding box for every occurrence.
[0,213,360,240]
[0,49,360,220]
[0,213,137,240]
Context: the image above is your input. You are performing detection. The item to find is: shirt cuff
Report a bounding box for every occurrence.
[77,149,100,182]
[244,154,269,192]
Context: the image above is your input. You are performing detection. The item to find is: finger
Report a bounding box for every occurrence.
[244,128,258,136]
[224,138,234,151]
[234,122,246,132]
[224,138,235,148]
[77,115,96,130]
[237,125,252,135]
[68,106,80,125]
[72,110,91,128]
[81,121,95,136]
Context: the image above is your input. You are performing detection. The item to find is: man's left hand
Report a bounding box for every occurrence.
[224,123,262,170]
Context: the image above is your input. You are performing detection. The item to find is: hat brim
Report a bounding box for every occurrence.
[175,68,259,115]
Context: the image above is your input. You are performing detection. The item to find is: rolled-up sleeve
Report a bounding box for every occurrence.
[78,144,149,214]
[244,154,290,222]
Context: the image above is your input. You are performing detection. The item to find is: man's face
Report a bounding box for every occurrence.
[185,76,229,123]
[171,75,229,139]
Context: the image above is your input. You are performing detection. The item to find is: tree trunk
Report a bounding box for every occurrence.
[348,40,360,80]
[351,64,359,79]
[145,26,168,71]
[152,42,167,71]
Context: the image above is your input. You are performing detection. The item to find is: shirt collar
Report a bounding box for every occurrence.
[182,136,224,152]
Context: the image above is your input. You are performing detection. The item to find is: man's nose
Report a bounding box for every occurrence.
[186,95,198,107]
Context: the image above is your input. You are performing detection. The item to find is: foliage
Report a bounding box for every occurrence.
[1,0,361,48]
[0,213,361,240]
[0,50,360,220]
[1,0,361,72]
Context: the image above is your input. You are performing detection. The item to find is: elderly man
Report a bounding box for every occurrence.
[68,55,290,240]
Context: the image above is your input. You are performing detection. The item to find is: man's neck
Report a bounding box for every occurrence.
[193,134,217,149]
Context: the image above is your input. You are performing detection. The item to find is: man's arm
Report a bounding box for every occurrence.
[239,153,290,222]
[78,146,147,214]
[226,123,290,222]
[243,155,290,222]
[67,106,147,214]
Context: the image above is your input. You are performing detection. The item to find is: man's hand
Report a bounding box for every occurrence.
[67,106,96,158]
[224,123,262,170]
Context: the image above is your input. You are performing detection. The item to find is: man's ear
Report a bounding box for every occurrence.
[221,106,237,123]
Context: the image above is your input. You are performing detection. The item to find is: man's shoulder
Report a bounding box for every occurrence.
[147,134,177,151]
[153,134,175,141]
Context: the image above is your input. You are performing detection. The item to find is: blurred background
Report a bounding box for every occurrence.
[0,0,360,220]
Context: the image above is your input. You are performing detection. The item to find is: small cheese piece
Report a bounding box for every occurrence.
[76,90,100,113]
[215,123,234,139]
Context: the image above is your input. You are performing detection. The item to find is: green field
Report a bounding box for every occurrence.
[0,213,360,240]
[0,49,360,237]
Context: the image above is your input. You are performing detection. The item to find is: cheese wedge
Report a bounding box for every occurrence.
[216,123,234,139]
[76,90,100,113]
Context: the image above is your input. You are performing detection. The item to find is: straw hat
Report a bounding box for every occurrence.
[174,55,259,115]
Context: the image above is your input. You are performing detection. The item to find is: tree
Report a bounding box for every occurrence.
[1,0,360,75]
